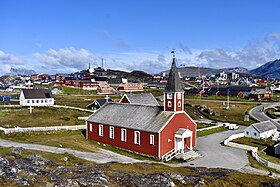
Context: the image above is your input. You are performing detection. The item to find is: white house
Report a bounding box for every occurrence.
[244,121,277,139]
[20,89,54,106]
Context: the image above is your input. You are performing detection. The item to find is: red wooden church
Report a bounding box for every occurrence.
[86,55,197,160]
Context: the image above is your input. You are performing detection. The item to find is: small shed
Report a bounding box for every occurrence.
[244,121,277,139]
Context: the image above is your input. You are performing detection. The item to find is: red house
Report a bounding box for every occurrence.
[86,56,197,160]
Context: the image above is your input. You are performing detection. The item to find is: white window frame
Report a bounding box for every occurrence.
[98,124,103,136]
[121,128,127,142]
[150,134,154,145]
[178,101,181,107]
[134,131,140,145]
[167,93,172,99]
[168,101,172,107]
[89,123,93,132]
[109,126,114,139]
[178,93,181,99]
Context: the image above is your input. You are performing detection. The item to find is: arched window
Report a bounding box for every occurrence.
[168,101,172,107]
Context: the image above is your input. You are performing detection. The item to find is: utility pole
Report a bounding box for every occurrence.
[226,88,230,110]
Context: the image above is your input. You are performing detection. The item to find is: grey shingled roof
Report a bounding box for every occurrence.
[87,103,174,133]
[22,89,53,99]
[125,93,159,106]
[165,58,183,92]
[252,121,277,133]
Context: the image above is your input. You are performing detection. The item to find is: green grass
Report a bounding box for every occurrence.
[197,126,227,137]
[197,122,214,129]
[91,140,160,161]
[0,130,99,153]
[184,104,205,120]
[265,108,278,119]
[58,85,97,95]
[144,88,164,97]
[0,107,91,128]
[186,100,257,126]
[232,137,275,150]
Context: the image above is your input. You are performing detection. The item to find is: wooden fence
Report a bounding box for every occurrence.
[224,133,280,171]
[0,125,86,134]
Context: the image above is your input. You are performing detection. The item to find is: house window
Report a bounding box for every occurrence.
[178,93,181,99]
[45,99,47,103]
[109,126,114,139]
[41,100,44,103]
[167,93,172,99]
[89,123,93,132]
[27,100,30,103]
[178,101,181,107]
[134,131,140,145]
[168,101,172,107]
[32,100,35,103]
[150,134,154,145]
[246,131,249,135]
[98,125,103,136]
[254,132,257,136]
[121,128,126,142]
[36,100,39,103]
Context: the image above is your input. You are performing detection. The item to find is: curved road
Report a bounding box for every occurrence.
[185,126,249,170]
[249,102,280,130]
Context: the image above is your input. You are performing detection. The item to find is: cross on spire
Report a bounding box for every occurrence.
[171,49,176,59]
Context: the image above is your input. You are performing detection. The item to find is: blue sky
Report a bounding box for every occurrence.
[1,0,280,74]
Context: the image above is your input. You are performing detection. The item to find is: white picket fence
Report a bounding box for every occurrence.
[0,125,86,134]
[224,133,280,171]
[197,124,224,132]
[52,105,93,112]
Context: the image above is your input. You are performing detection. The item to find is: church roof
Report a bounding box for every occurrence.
[165,58,183,92]
[87,102,174,133]
[124,93,159,106]
[22,89,53,99]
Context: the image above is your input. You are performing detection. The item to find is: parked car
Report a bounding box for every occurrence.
[222,123,230,128]
[228,124,239,130]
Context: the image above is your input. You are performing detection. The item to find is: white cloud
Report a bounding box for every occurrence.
[33,48,98,73]
[0,50,25,75]
[2,33,280,76]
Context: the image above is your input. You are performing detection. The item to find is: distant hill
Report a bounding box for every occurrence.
[250,59,280,78]
[106,69,153,82]
[159,66,248,77]
[7,68,36,76]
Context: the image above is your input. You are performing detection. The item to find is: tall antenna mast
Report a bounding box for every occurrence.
[101,58,104,68]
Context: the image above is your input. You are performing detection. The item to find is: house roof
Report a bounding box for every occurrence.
[87,102,174,133]
[22,89,53,99]
[252,121,277,133]
[165,58,183,92]
[124,93,159,106]
[95,98,113,106]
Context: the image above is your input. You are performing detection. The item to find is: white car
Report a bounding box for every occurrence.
[227,124,239,130]
[222,123,230,128]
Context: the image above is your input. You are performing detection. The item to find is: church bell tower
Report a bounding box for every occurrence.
[164,50,184,112]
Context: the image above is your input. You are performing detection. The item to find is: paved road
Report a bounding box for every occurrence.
[249,102,280,130]
[184,126,249,170]
[0,138,141,164]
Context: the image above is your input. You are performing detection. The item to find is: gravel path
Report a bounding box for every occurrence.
[0,138,141,164]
